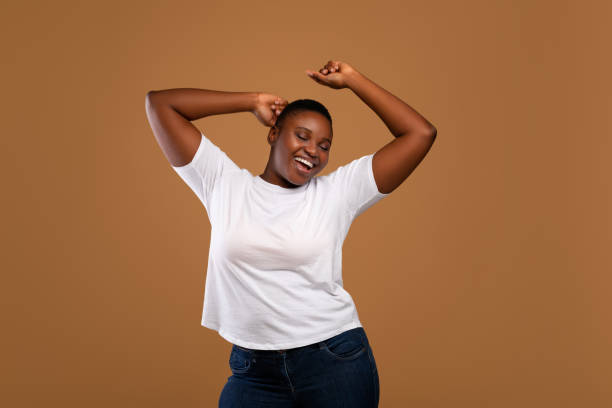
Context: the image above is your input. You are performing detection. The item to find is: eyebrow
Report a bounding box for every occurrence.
[296,126,332,144]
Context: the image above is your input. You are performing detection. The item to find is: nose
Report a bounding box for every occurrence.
[304,141,317,157]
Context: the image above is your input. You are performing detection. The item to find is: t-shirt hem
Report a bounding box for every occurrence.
[204,320,364,350]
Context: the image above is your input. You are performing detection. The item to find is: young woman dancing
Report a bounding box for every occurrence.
[145,59,436,407]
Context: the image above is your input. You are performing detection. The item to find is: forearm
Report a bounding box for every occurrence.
[146,88,258,121]
[345,70,436,138]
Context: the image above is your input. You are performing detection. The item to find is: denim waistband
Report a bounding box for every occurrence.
[233,327,366,355]
[235,341,322,354]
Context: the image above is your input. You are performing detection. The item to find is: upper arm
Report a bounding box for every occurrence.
[145,91,201,167]
[372,129,437,194]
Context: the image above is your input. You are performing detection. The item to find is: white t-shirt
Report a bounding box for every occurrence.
[171,131,389,350]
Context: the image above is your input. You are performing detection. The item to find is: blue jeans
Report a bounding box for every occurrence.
[218,326,380,407]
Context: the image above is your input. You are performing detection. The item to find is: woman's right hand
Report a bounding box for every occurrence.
[252,92,289,127]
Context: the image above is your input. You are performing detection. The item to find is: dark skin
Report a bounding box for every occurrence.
[254,60,437,193]
[260,111,333,188]
[145,59,436,195]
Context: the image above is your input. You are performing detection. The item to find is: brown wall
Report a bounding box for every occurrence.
[2,0,610,406]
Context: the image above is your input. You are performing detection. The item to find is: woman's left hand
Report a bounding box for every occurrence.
[305,60,356,89]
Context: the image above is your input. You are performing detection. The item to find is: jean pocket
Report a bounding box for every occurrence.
[229,346,252,374]
[321,328,367,361]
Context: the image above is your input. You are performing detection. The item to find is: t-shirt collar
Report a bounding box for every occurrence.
[254,175,310,194]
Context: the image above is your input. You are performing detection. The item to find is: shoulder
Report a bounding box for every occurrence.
[223,167,252,185]
[316,154,374,185]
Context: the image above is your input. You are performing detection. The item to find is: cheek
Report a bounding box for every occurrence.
[322,152,330,164]
[318,157,330,172]
[274,143,289,158]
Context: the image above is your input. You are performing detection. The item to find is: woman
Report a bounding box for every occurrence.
[145,60,436,407]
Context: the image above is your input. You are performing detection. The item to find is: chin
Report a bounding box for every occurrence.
[287,173,309,186]
[289,177,307,186]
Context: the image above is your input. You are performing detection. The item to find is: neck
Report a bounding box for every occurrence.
[259,164,303,189]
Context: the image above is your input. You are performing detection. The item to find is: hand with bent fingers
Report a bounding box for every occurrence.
[305,60,357,90]
[252,92,289,127]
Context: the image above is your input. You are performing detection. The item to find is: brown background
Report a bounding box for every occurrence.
[1,0,610,406]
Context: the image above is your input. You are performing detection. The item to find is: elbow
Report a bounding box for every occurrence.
[429,126,437,141]
[146,91,165,109]
[400,123,437,140]
[414,124,436,141]
[424,123,437,141]
[146,90,157,102]
[145,91,156,111]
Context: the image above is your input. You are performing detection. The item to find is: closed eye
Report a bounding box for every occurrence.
[296,133,330,151]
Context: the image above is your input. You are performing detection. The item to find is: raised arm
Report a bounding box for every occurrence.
[145,89,259,166]
[306,61,437,194]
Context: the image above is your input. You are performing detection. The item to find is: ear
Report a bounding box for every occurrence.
[267,125,279,145]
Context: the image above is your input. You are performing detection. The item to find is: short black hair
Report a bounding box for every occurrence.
[274,98,332,132]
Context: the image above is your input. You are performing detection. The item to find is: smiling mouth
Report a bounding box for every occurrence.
[294,159,314,174]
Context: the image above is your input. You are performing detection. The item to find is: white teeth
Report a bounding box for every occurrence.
[295,157,314,169]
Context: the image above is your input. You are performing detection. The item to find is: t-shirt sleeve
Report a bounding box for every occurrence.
[329,153,390,219]
[170,131,240,213]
